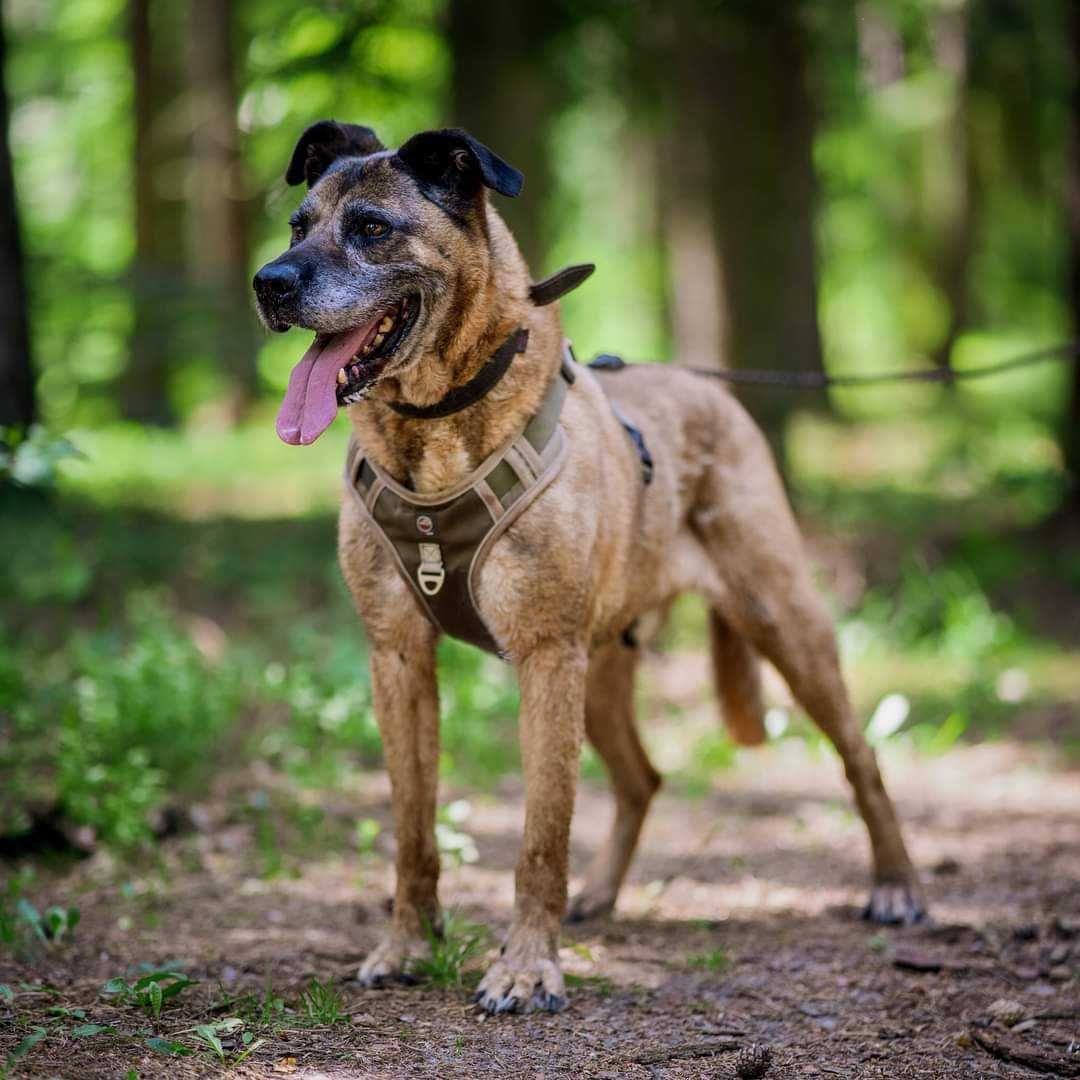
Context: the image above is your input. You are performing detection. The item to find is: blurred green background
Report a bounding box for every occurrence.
[1,0,1078,860]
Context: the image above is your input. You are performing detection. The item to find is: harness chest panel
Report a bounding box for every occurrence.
[345,353,572,655]
[341,266,652,658]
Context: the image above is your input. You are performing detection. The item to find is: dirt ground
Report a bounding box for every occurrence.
[2,702,1079,1078]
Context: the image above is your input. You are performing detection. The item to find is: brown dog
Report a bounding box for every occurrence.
[253,121,925,1014]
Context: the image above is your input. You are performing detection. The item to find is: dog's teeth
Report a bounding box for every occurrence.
[337,368,347,385]
[372,333,385,348]
[362,343,372,356]
[378,315,393,333]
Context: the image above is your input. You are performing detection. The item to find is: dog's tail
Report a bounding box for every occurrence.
[709,609,767,746]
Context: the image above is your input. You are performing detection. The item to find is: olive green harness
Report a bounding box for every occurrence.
[345,346,574,655]
[343,265,650,656]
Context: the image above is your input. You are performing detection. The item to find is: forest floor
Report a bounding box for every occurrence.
[2,687,1078,1079]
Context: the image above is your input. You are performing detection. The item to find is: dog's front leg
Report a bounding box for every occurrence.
[476,640,586,1014]
[358,640,441,986]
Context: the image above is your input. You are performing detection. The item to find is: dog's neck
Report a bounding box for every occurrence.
[347,211,563,494]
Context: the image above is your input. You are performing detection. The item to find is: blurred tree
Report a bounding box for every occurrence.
[0,13,34,428]
[928,0,973,378]
[661,1,826,462]
[121,0,187,425]
[1067,0,1080,508]
[448,0,568,273]
[188,0,258,416]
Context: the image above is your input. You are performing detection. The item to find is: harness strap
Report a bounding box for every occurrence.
[587,354,654,485]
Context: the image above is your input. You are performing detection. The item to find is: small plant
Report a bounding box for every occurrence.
[0,874,79,959]
[564,972,615,997]
[687,948,730,974]
[412,909,487,989]
[298,977,346,1025]
[3,1026,46,1074]
[101,970,197,1018]
[189,1018,263,1065]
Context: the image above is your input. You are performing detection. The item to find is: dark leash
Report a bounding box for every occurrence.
[672,339,1080,390]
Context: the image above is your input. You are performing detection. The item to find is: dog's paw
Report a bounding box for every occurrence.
[356,932,428,988]
[474,940,566,1015]
[862,880,928,926]
[564,889,615,924]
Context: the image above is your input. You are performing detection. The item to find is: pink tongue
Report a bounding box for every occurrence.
[275,322,378,445]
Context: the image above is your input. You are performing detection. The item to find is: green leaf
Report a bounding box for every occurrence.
[194,1025,224,1059]
[71,1023,116,1037]
[0,984,14,1004]
[6,1027,46,1063]
[147,980,164,1018]
[145,1037,192,1056]
[233,1036,264,1066]
[101,977,130,996]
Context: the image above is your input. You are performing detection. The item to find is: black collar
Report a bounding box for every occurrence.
[385,263,595,421]
[387,328,529,420]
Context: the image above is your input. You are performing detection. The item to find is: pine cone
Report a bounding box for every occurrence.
[735,1042,773,1078]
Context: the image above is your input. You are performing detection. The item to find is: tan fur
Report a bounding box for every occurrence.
[306,162,925,1011]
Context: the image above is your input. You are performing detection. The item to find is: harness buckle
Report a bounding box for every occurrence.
[417,542,446,596]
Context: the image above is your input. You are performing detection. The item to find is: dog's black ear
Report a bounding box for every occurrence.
[396,128,523,200]
[285,121,385,187]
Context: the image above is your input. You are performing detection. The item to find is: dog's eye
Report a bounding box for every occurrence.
[289,217,307,246]
[360,219,390,240]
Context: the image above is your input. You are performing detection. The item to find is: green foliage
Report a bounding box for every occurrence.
[412,910,488,989]
[4,1027,46,1072]
[100,970,198,1018]
[0,426,82,492]
[435,800,479,867]
[190,1018,263,1065]
[27,593,240,848]
[0,872,79,961]
[686,949,730,974]
[298,977,346,1026]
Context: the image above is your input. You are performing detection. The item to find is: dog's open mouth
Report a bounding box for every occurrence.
[275,296,419,446]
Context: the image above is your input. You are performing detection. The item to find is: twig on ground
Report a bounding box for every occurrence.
[633,1038,740,1065]
[970,1027,1080,1076]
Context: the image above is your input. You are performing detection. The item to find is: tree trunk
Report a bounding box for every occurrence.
[447,0,566,274]
[121,0,186,425]
[1066,0,1080,510]
[660,60,727,371]
[929,0,973,380]
[705,2,826,462]
[0,15,35,429]
[187,0,258,417]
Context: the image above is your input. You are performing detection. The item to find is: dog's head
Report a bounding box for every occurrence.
[253,121,523,446]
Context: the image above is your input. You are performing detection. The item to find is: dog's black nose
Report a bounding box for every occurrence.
[253,262,299,303]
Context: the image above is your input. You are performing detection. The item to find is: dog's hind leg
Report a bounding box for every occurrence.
[357,628,443,986]
[697,416,924,925]
[566,643,660,922]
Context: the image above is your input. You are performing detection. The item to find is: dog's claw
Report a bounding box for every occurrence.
[357,932,428,987]
[474,945,567,1017]
[530,990,567,1013]
[862,882,928,926]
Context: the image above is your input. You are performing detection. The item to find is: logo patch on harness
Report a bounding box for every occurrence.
[417,542,445,596]
[416,514,435,536]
